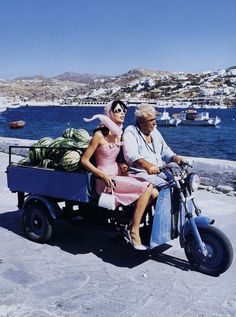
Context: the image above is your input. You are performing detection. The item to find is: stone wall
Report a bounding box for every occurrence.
[0,137,36,157]
[185,156,236,193]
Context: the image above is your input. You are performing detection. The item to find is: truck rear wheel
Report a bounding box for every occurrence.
[23,201,54,243]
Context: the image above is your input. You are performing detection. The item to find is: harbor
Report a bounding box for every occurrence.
[0,105,235,161]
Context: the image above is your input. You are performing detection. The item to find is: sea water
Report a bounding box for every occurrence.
[0,106,236,161]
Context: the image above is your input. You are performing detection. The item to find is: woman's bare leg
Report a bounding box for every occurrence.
[152,188,158,200]
[129,184,155,246]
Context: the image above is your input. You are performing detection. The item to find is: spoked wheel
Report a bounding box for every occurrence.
[23,201,54,243]
[184,225,233,276]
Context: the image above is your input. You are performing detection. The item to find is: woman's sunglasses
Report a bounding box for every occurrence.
[113,107,127,114]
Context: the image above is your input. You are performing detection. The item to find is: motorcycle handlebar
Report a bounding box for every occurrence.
[180,160,192,168]
[159,160,192,172]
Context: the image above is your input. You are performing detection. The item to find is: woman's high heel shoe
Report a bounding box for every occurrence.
[124,227,148,251]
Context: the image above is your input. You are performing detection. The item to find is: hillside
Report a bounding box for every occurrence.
[0,67,235,106]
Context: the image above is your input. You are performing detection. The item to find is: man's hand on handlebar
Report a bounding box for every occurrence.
[172,156,192,168]
[172,155,184,165]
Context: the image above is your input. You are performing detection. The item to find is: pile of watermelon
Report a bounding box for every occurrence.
[17,128,90,172]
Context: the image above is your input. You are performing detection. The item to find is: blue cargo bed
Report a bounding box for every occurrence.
[7,165,89,202]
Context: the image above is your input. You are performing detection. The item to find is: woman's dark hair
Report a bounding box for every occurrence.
[111,100,127,112]
[93,126,109,136]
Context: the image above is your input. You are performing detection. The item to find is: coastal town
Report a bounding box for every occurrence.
[0,66,235,108]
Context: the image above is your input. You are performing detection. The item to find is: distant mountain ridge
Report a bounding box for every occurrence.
[52,71,112,84]
[13,68,181,82]
[15,75,47,81]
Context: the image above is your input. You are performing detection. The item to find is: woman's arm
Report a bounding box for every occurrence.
[81,131,115,188]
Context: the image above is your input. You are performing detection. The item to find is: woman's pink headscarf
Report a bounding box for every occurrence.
[83,101,123,136]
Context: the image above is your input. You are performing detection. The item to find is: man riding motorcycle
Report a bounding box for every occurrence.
[122,103,183,188]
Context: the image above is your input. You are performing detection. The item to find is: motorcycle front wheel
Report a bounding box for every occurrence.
[184,225,233,276]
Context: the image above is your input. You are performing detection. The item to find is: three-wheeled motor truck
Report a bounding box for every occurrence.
[6,146,233,276]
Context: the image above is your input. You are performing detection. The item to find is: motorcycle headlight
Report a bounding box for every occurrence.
[189,173,201,191]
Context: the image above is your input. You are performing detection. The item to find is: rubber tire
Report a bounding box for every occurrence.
[23,201,53,243]
[184,225,233,276]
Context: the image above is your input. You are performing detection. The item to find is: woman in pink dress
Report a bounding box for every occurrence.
[81,100,158,250]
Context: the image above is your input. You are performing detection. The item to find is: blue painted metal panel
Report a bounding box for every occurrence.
[7,166,89,202]
[184,216,213,233]
[193,216,214,227]
[150,188,173,248]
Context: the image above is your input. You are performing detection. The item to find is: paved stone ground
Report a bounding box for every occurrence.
[0,152,235,317]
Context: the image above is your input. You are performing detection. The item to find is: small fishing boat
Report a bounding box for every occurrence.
[156,109,181,126]
[7,103,21,109]
[174,109,221,126]
[8,120,25,129]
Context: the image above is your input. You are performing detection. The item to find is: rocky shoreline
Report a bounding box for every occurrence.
[1,136,235,197]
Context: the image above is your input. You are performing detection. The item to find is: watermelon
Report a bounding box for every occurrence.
[61,150,81,171]
[60,138,80,151]
[17,157,31,166]
[29,143,44,165]
[47,138,82,163]
[59,140,82,162]
[73,129,90,144]
[37,137,54,158]
[37,137,54,147]
[45,137,65,161]
[39,159,54,169]
[26,129,89,170]
[75,140,90,149]
[62,128,90,148]
[62,128,75,139]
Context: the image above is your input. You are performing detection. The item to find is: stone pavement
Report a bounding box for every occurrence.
[0,152,236,317]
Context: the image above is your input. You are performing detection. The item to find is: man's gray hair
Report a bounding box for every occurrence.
[135,104,156,124]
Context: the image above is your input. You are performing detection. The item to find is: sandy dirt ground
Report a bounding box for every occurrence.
[0,152,235,317]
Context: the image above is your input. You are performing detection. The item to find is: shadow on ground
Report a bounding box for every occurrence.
[0,209,192,272]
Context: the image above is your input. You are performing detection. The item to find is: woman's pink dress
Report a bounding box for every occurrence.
[95,143,150,206]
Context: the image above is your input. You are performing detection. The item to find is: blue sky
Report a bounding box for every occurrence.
[0,0,235,79]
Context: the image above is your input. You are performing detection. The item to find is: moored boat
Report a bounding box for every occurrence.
[175,109,221,126]
[8,120,25,129]
[156,109,181,126]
